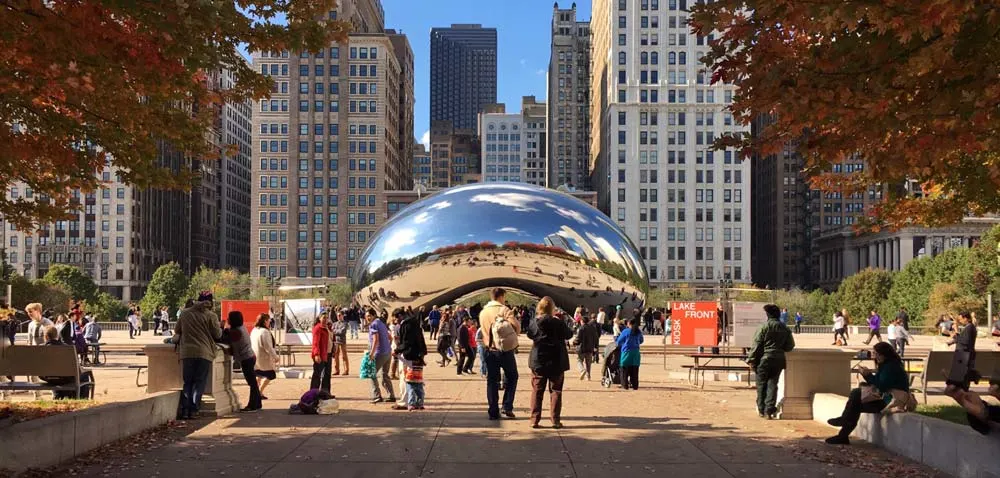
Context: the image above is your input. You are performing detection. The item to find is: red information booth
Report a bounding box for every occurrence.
[669,301,719,346]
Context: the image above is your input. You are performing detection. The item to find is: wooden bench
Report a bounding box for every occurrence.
[0,345,93,399]
[916,350,1000,404]
[681,364,753,388]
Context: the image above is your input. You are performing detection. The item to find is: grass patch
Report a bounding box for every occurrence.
[0,400,96,425]
[916,404,968,426]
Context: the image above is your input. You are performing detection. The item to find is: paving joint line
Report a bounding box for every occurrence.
[686,436,737,478]
[556,428,580,478]
[418,377,468,477]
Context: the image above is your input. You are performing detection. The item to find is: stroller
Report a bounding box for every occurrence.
[600,341,621,388]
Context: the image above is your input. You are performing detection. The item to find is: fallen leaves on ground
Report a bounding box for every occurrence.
[774,439,946,478]
[0,400,95,425]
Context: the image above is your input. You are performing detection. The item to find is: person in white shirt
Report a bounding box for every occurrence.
[832,311,848,346]
[887,319,912,357]
[596,308,607,335]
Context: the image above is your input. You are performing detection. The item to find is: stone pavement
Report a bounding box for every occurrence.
[56,355,944,478]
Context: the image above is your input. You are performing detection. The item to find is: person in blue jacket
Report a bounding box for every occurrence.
[825,342,909,445]
[616,317,644,390]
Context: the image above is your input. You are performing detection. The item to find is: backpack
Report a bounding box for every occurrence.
[490,307,518,352]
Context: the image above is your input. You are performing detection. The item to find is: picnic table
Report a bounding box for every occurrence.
[851,356,923,374]
[683,352,752,388]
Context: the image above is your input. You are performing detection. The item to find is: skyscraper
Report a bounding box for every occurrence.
[250,0,415,282]
[429,24,498,131]
[521,96,548,187]
[429,120,481,188]
[478,103,524,183]
[548,3,591,190]
[590,0,752,284]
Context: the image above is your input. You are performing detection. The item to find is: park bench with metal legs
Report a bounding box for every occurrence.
[915,350,999,404]
[681,364,753,388]
[0,345,94,399]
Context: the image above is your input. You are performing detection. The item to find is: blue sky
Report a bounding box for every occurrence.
[382,0,592,146]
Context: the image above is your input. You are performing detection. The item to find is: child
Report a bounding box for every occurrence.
[404,359,425,411]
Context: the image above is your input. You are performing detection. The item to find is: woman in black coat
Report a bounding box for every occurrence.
[527,296,574,429]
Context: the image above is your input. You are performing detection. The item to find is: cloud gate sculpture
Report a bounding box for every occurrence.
[353,183,649,314]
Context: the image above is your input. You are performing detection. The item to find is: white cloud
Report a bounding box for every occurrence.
[383,228,417,256]
[420,130,430,148]
[470,193,542,212]
[520,58,527,66]
[535,69,546,76]
[497,227,521,233]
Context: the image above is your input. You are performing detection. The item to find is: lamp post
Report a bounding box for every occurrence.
[719,277,734,346]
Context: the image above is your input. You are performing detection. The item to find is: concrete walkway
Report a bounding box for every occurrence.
[56,355,944,478]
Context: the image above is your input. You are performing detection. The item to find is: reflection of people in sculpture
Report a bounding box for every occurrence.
[535,267,543,274]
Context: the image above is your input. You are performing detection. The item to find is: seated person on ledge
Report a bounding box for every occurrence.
[946,381,1000,435]
[38,326,94,399]
[825,342,909,445]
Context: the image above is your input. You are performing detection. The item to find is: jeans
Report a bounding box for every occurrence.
[755,360,785,416]
[406,382,425,407]
[429,322,439,341]
[621,365,640,390]
[463,347,476,373]
[794,323,801,334]
[577,353,593,379]
[87,339,101,364]
[370,353,394,400]
[349,321,359,339]
[457,346,474,374]
[310,358,329,391]
[437,335,452,363]
[477,344,486,375]
[863,329,882,344]
[485,349,518,418]
[240,357,263,410]
[834,387,887,437]
[128,324,136,339]
[323,355,333,392]
[530,371,564,423]
[181,358,212,418]
[891,338,906,357]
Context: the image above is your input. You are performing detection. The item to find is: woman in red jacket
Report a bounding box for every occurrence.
[310,315,331,392]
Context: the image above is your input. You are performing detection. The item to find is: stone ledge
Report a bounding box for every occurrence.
[0,391,181,473]
[812,393,1000,478]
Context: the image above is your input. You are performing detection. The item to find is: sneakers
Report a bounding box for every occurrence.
[240,406,261,413]
[370,397,384,404]
[579,371,586,381]
[502,410,516,419]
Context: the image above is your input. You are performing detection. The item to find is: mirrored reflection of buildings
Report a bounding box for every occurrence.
[589,0,752,286]
[385,188,598,220]
[548,2,591,190]
[429,120,481,188]
[250,0,415,282]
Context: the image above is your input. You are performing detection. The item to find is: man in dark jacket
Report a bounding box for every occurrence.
[456,317,473,375]
[573,315,600,380]
[396,307,427,363]
[747,304,795,419]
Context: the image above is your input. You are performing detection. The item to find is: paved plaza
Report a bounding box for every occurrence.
[26,348,945,478]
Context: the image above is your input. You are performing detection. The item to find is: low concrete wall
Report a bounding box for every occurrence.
[812,393,1000,478]
[0,391,180,473]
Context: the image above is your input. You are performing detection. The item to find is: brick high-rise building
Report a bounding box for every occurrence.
[429,24,498,131]
[250,0,414,282]
[521,96,548,187]
[429,120,481,188]
[548,3,591,189]
[590,0,752,284]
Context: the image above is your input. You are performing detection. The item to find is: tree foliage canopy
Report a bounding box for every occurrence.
[0,0,349,228]
[140,262,188,317]
[691,1,1000,227]
[40,264,97,302]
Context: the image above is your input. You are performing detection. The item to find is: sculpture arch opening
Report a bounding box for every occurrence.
[353,183,648,314]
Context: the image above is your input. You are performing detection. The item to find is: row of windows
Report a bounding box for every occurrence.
[617,206,744,224]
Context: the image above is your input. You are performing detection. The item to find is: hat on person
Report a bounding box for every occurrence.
[392,307,405,318]
[197,290,214,302]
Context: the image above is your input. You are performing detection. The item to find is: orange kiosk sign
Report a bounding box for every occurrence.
[220,300,271,327]
[669,301,719,346]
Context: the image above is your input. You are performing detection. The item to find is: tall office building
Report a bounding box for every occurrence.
[388,30,415,190]
[429,120,481,188]
[216,68,255,272]
[478,104,524,183]
[548,3,591,190]
[749,116,813,289]
[250,0,414,282]
[429,24,498,131]
[590,0,752,284]
[521,96,548,187]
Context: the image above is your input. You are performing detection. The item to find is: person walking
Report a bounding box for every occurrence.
[250,313,279,400]
[746,304,796,419]
[825,342,909,445]
[394,307,428,411]
[389,314,401,380]
[896,307,910,332]
[863,310,883,345]
[331,310,349,375]
[832,310,848,346]
[793,312,803,334]
[573,314,600,380]
[127,307,139,340]
[480,288,521,420]
[368,311,396,404]
[227,312,263,413]
[347,306,361,340]
[428,305,441,341]
[436,308,454,367]
[170,292,222,420]
[456,316,474,375]
[476,326,487,378]
[465,318,478,374]
[887,318,911,358]
[779,308,789,326]
[309,315,331,393]
[527,296,573,429]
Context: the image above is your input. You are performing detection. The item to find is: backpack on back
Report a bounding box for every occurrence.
[490,307,518,352]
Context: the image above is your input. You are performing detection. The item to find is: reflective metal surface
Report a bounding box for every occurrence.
[353,183,648,313]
